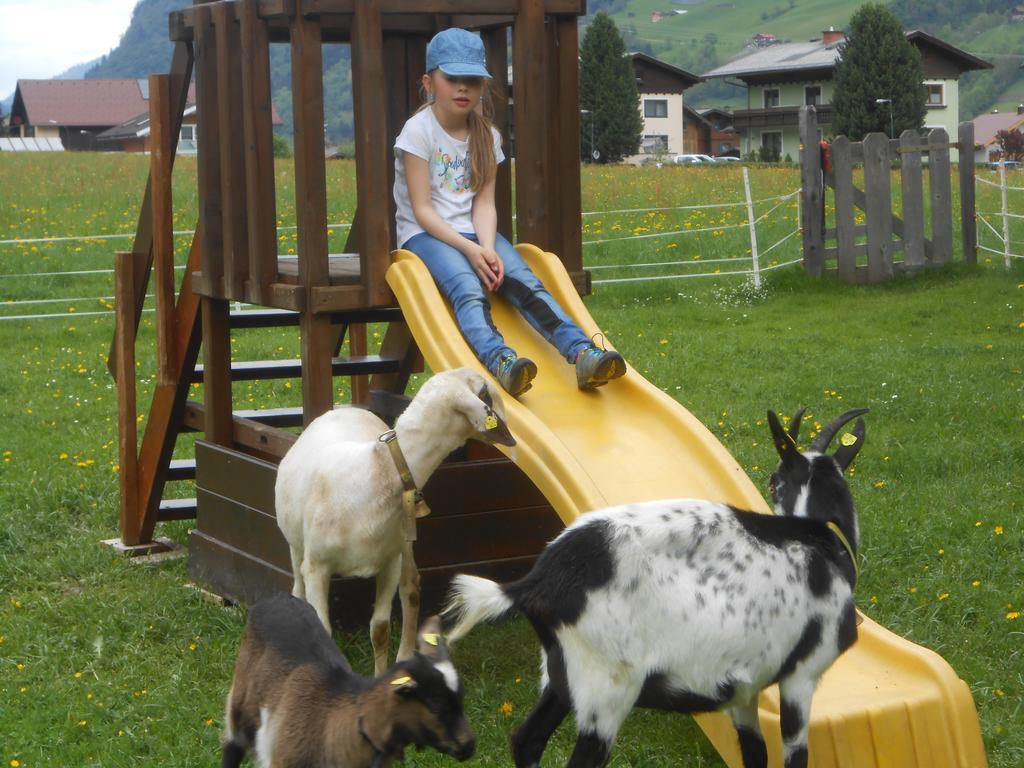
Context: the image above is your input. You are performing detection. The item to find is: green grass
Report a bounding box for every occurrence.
[1,154,1022,767]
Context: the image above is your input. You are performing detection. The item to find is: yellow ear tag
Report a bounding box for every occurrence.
[391,676,412,686]
[840,432,858,447]
[421,633,439,647]
[484,414,498,430]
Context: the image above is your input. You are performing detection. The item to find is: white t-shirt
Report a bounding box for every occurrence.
[393,106,505,248]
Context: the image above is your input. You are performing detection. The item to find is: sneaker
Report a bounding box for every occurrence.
[575,345,626,389]
[494,354,537,397]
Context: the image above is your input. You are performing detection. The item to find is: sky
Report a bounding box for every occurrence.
[0,0,139,100]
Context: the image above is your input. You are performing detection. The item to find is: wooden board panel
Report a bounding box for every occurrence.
[862,132,894,282]
[512,0,548,248]
[830,136,857,281]
[201,298,234,444]
[194,6,226,294]
[958,122,977,264]
[196,440,278,513]
[798,107,824,276]
[149,74,177,387]
[899,129,926,268]
[928,128,953,265]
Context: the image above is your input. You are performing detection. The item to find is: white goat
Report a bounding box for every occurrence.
[444,407,867,768]
[221,593,475,767]
[276,367,514,675]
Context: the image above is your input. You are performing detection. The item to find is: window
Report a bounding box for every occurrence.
[642,135,668,154]
[180,124,195,141]
[805,86,822,106]
[763,88,780,108]
[644,99,668,118]
[761,131,782,161]
[926,84,944,106]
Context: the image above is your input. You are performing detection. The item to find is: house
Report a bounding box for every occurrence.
[972,107,1024,164]
[701,28,992,161]
[626,52,702,162]
[699,107,741,157]
[752,33,779,47]
[7,79,198,151]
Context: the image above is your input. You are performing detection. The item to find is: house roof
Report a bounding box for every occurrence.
[702,30,991,81]
[13,79,197,128]
[972,110,1024,147]
[97,105,198,142]
[629,52,701,88]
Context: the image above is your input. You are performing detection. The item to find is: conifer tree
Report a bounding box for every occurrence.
[579,13,643,163]
[832,3,926,140]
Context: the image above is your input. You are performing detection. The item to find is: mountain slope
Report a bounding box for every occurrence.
[75,0,1024,132]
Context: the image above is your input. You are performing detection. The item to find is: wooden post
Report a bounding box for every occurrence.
[863,132,894,282]
[555,16,584,288]
[831,136,857,282]
[201,297,234,446]
[149,74,177,387]
[483,27,513,242]
[798,106,824,276]
[928,128,953,265]
[899,129,926,269]
[513,0,548,249]
[115,252,141,545]
[958,121,977,265]
[239,0,278,304]
[1000,160,1010,269]
[195,6,225,296]
[292,9,334,421]
[352,0,394,307]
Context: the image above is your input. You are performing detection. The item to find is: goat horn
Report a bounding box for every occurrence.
[809,408,870,452]
[787,406,807,444]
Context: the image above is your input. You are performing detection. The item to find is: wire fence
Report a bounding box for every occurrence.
[1,173,803,322]
[976,165,1024,268]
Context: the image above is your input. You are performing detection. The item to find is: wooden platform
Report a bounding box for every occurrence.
[188,439,562,629]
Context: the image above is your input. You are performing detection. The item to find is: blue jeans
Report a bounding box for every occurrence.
[402,232,592,372]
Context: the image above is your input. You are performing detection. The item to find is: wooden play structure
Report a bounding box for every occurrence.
[111,0,588,615]
[799,105,978,282]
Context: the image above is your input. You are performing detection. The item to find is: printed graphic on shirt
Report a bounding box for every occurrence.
[434,148,471,194]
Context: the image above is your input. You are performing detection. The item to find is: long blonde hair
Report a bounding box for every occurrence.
[420,74,497,193]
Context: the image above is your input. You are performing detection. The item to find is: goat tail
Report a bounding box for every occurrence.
[443,574,516,643]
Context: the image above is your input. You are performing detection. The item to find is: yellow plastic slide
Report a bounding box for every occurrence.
[386,244,988,767]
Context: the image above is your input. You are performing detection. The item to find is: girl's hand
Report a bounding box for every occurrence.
[466,243,504,291]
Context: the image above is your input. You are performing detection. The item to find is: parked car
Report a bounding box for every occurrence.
[988,159,1021,170]
[673,154,715,164]
[714,156,742,163]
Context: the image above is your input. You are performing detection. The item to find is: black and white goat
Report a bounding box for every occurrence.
[222,593,475,768]
[444,407,867,768]
[275,367,514,675]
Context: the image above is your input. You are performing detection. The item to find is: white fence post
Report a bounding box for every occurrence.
[1000,161,1011,269]
[743,166,762,289]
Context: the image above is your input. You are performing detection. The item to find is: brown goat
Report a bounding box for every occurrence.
[222,593,475,768]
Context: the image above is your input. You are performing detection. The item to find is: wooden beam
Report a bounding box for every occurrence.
[513,0,548,248]
[303,0,586,14]
[351,0,394,306]
[194,6,226,298]
[214,1,251,300]
[239,0,279,304]
[555,16,582,278]
[482,28,513,242]
[115,253,141,545]
[149,74,178,387]
[959,122,977,264]
[798,106,824,277]
[201,297,234,445]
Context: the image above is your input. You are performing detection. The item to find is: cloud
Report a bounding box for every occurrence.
[0,0,139,99]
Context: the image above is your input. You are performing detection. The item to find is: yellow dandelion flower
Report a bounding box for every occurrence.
[994,689,1005,697]
[975,521,983,528]
[938,593,950,601]
[873,480,886,489]
[1007,611,1020,620]
[12,760,21,767]
[994,526,1004,535]
[937,549,945,556]
[500,702,514,716]
[972,580,981,588]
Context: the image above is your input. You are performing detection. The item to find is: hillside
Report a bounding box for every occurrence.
[75,0,1024,136]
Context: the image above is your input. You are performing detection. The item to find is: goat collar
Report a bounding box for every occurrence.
[379,429,430,541]
[827,521,858,586]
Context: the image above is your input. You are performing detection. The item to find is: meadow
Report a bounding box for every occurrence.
[0,153,1022,767]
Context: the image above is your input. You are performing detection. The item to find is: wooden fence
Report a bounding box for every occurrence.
[799,105,977,283]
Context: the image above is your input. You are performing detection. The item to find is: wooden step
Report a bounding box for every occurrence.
[182,401,305,432]
[228,306,404,329]
[190,353,401,383]
[158,497,197,521]
[167,458,196,481]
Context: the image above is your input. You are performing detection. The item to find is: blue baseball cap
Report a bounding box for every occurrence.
[426,28,492,79]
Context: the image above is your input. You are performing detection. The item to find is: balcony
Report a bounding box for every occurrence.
[731,104,834,130]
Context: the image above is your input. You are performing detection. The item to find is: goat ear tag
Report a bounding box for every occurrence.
[421,633,439,647]
[391,676,412,686]
[840,432,858,447]
[484,413,498,431]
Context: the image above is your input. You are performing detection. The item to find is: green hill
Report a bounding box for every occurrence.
[84,0,1024,136]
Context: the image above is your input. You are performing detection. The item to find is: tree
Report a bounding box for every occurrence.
[579,12,643,163]
[831,4,926,140]
[996,129,1024,161]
